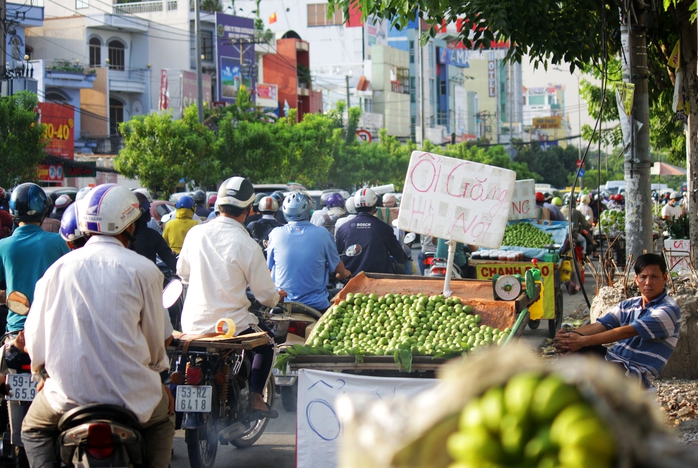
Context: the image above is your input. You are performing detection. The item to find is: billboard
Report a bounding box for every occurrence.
[438,47,470,68]
[533,116,562,129]
[363,15,388,58]
[215,13,255,105]
[37,162,64,183]
[256,83,277,101]
[37,103,74,160]
[182,70,212,111]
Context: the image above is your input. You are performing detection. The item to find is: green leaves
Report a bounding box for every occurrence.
[0,92,46,188]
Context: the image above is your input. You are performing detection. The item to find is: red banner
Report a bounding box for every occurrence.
[37,103,74,160]
[37,162,64,182]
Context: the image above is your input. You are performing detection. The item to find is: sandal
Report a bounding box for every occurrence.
[249,402,279,420]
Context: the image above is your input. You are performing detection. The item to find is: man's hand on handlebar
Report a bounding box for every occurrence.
[277,289,288,300]
[335,268,351,280]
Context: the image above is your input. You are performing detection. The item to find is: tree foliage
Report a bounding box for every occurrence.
[114,106,216,198]
[0,92,46,188]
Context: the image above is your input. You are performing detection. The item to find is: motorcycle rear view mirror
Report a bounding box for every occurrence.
[403,232,416,245]
[344,244,362,257]
[7,291,30,316]
[162,279,183,309]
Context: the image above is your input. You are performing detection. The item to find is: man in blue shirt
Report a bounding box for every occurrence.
[554,253,680,388]
[335,188,407,277]
[267,192,350,312]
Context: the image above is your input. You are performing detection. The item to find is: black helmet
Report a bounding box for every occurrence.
[253,192,268,208]
[217,177,255,208]
[193,190,206,204]
[9,183,50,222]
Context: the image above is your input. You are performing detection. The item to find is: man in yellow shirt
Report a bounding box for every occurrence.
[163,195,199,254]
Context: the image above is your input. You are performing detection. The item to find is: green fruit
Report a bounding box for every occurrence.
[523,427,554,460]
[479,387,506,434]
[532,375,582,421]
[499,413,530,457]
[549,403,597,445]
[504,372,542,418]
[558,446,612,468]
[562,418,615,458]
[447,427,503,463]
[459,399,485,430]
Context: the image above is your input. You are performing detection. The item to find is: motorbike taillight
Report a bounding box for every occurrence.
[85,423,114,460]
[424,256,435,266]
[186,366,203,385]
[287,321,309,338]
[430,266,447,276]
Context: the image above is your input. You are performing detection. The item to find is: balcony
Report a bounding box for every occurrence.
[109,67,148,94]
[113,0,178,14]
[31,60,96,90]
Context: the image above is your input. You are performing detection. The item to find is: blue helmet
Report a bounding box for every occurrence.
[325,192,345,209]
[59,203,84,243]
[9,183,49,222]
[270,191,285,204]
[282,192,311,222]
[176,195,195,210]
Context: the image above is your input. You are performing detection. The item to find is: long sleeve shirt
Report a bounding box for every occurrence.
[24,235,168,423]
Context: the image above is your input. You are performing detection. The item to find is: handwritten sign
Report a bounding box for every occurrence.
[297,369,437,468]
[664,239,691,272]
[509,179,536,220]
[397,151,516,248]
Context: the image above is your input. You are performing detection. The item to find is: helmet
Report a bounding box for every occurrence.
[580,195,590,204]
[535,192,545,203]
[253,193,268,209]
[670,191,682,200]
[615,194,624,202]
[320,191,336,205]
[9,183,49,222]
[258,196,279,213]
[79,184,140,236]
[325,193,345,209]
[282,192,311,221]
[354,187,378,208]
[551,197,563,207]
[175,195,195,210]
[59,203,84,242]
[133,188,153,203]
[217,177,255,208]
[76,186,93,201]
[345,197,357,214]
[55,194,72,209]
[270,191,285,204]
[133,192,152,221]
[383,194,398,207]
[193,190,206,204]
[208,194,217,206]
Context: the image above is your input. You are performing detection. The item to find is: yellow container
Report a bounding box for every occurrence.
[560,258,572,282]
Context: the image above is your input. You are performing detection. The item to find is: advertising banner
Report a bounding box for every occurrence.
[37,162,64,183]
[159,69,169,111]
[256,83,277,101]
[181,70,212,111]
[363,15,388,58]
[37,103,74,159]
[533,116,562,129]
[438,47,470,68]
[215,13,255,105]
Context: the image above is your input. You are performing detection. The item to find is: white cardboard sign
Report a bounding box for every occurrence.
[296,369,438,468]
[664,239,691,272]
[397,151,517,248]
[508,179,536,220]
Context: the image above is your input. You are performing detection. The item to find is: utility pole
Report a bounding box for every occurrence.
[417,16,425,144]
[346,74,350,108]
[621,0,653,258]
[1,0,7,80]
[194,0,204,123]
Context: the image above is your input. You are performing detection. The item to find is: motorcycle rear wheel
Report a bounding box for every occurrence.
[280,384,297,412]
[185,385,219,468]
[231,379,275,448]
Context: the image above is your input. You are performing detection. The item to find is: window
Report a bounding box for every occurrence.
[410,77,416,103]
[409,41,414,64]
[76,0,88,8]
[89,37,101,67]
[201,31,213,61]
[307,4,343,26]
[529,95,545,106]
[440,80,446,96]
[108,40,125,71]
[109,98,124,136]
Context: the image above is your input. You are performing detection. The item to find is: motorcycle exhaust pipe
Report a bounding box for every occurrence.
[218,422,248,443]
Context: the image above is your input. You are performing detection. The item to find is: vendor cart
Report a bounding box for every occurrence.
[289,272,540,377]
[469,220,567,338]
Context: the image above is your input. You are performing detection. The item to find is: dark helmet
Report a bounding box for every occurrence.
[270,191,285,204]
[175,195,195,210]
[193,190,206,204]
[217,177,255,208]
[133,191,152,223]
[253,192,268,209]
[9,183,50,222]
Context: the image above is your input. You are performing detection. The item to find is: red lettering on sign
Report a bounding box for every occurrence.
[541,265,550,276]
[511,200,531,215]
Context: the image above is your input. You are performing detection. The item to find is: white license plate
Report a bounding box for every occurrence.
[272,365,298,377]
[6,374,37,401]
[175,385,212,413]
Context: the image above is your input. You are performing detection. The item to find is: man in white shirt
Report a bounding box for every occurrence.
[178,177,286,418]
[661,191,684,220]
[22,184,174,468]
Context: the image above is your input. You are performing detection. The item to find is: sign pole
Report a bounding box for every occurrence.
[443,239,457,297]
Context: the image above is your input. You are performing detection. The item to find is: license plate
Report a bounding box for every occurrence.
[272,365,298,377]
[175,385,212,413]
[6,374,37,402]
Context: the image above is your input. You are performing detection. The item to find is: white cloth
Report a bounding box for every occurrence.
[177,216,280,335]
[662,203,683,220]
[24,235,168,423]
[578,203,594,223]
[310,207,330,227]
[335,214,356,232]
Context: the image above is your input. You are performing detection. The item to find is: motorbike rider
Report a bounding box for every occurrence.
[177,177,286,418]
[543,193,564,221]
[270,191,288,225]
[334,196,357,231]
[163,195,199,255]
[577,195,594,223]
[0,183,70,451]
[245,192,267,225]
[267,192,350,313]
[49,194,72,221]
[310,192,346,236]
[133,188,163,233]
[247,196,283,245]
[661,191,684,220]
[0,187,12,239]
[40,197,61,233]
[22,183,175,468]
[133,192,177,272]
[535,192,551,221]
[59,203,87,250]
[564,198,594,256]
[193,189,211,218]
[335,187,407,276]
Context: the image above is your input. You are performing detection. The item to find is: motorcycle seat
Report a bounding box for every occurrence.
[58,404,141,431]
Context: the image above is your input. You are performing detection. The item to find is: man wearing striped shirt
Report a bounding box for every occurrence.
[554,253,680,388]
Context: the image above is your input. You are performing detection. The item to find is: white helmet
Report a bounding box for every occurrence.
[217,177,255,208]
[133,188,153,203]
[345,196,357,214]
[257,196,279,213]
[354,187,378,208]
[79,184,141,235]
[75,186,92,201]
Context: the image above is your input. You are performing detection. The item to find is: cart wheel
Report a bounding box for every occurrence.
[549,289,563,338]
[528,319,540,330]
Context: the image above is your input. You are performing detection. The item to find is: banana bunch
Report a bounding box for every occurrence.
[443,372,615,468]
